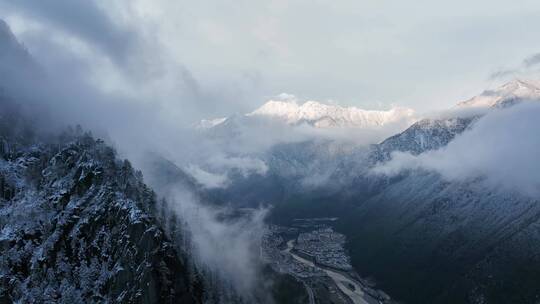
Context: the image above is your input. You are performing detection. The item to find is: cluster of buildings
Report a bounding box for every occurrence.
[261,228,324,278]
[294,227,353,271]
[261,225,352,277]
[261,224,393,304]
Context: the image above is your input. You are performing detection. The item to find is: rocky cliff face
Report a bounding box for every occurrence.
[0,124,203,303]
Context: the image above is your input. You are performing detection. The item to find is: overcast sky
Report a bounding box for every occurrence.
[1,0,540,121]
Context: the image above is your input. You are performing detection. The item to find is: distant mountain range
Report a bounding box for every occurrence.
[200,78,540,133]
[200,79,540,304]
[198,95,416,130]
[193,79,540,190]
[457,79,540,108]
[248,98,416,128]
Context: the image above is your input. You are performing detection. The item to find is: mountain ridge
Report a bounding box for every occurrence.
[0,126,203,303]
[457,79,540,108]
[197,96,416,130]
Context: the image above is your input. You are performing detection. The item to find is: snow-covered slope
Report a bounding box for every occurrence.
[248,99,416,128]
[341,170,540,303]
[0,115,203,303]
[371,117,475,163]
[198,96,416,130]
[457,79,540,108]
[369,79,540,162]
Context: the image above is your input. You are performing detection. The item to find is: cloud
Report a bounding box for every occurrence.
[0,16,275,301]
[163,187,269,301]
[488,69,517,80]
[373,102,540,196]
[183,156,268,189]
[524,53,540,68]
[489,52,540,80]
[0,2,255,124]
[0,0,138,66]
[209,155,269,177]
[185,165,230,189]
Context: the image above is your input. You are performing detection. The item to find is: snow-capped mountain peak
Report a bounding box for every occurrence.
[247,97,416,128]
[248,99,300,119]
[457,79,540,108]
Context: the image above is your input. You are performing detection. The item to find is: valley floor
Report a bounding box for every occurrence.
[286,239,377,304]
[261,222,393,304]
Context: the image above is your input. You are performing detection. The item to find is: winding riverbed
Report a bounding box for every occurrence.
[284,240,377,304]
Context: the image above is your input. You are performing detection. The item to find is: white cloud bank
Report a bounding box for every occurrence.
[373,102,540,196]
[164,187,268,301]
[208,155,268,176]
[185,156,268,189]
[185,165,230,189]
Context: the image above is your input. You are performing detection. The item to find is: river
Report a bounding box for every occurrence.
[285,240,378,304]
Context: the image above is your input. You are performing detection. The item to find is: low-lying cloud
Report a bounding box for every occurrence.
[184,155,268,189]
[208,155,268,176]
[185,165,230,189]
[0,12,272,303]
[373,102,540,197]
[490,52,540,80]
[162,187,269,302]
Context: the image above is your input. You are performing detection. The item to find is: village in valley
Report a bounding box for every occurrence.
[261,219,393,304]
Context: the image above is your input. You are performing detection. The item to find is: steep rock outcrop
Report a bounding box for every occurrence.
[0,129,203,304]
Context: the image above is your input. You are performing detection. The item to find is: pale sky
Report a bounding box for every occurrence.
[1,0,540,121]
